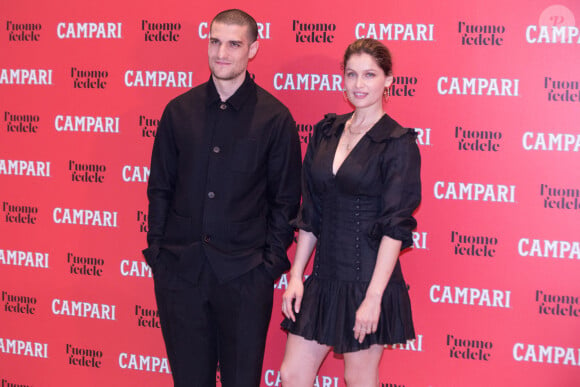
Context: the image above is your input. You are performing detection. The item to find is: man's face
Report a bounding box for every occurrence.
[208,22,259,83]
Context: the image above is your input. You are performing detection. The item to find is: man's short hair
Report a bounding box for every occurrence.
[211,9,258,42]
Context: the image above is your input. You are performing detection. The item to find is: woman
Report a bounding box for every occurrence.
[280,38,421,386]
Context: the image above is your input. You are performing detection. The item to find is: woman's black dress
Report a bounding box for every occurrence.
[281,112,421,354]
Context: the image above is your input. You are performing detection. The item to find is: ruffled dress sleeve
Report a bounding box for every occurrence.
[290,113,337,237]
[369,129,421,250]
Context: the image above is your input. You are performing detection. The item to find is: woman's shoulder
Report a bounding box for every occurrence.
[308,113,350,145]
[315,112,350,131]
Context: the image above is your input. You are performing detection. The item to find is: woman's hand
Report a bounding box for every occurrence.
[281,275,304,322]
[353,294,381,343]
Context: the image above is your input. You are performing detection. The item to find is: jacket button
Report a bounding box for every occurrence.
[212,146,221,153]
[203,234,211,243]
[219,103,227,110]
[208,192,215,199]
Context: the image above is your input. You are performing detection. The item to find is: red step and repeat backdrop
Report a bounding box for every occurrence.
[1,0,579,385]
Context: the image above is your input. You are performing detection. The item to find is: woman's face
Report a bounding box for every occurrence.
[344,53,393,110]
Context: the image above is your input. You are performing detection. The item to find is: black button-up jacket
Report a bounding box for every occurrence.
[143,73,302,286]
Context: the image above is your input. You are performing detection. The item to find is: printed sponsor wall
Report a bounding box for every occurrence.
[1,0,579,386]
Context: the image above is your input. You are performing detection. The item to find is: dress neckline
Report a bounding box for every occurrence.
[331,114,385,176]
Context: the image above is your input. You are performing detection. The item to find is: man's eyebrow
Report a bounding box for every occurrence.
[209,37,243,44]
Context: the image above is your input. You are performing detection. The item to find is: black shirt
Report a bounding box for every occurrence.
[144,72,302,285]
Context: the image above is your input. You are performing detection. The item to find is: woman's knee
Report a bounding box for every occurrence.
[280,359,308,386]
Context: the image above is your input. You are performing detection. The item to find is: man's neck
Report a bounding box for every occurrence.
[213,73,246,102]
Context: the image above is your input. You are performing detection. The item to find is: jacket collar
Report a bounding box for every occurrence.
[206,72,255,111]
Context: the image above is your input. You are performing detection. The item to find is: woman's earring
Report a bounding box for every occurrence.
[383,87,391,102]
[343,89,350,103]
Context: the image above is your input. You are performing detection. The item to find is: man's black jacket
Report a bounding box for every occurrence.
[143,73,302,287]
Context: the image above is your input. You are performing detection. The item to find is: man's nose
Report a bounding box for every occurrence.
[217,43,228,58]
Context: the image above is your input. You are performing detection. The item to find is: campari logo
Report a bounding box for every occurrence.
[518,238,580,261]
[70,67,108,89]
[118,353,170,374]
[355,22,434,41]
[0,69,53,85]
[526,25,580,44]
[0,338,48,358]
[544,76,579,103]
[57,22,122,39]
[122,166,149,183]
[6,21,41,42]
[513,342,580,366]
[447,334,493,361]
[536,290,580,318]
[2,290,36,315]
[437,76,519,96]
[523,131,580,152]
[68,160,106,183]
[273,73,342,91]
[454,125,502,152]
[67,252,104,277]
[2,202,38,224]
[457,21,504,45]
[53,208,118,228]
[0,160,50,177]
[4,111,39,133]
[526,5,579,44]
[55,115,120,134]
[0,248,49,268]
[135,305,161,328]
[124,70,193,88]
[434,182,516,203]
[139,114,159,138]
[526,25,579,44]
[430,284,511,308]
[540,183,580,210]
[141,20,181,42]
[52,299,116,320]
[66,344,102,368]
[120,259,152,278]
[292,20,335,43]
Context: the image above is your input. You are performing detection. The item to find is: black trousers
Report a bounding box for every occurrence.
[154,261,274,387]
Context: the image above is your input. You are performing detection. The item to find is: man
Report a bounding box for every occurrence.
[142,9,302,387]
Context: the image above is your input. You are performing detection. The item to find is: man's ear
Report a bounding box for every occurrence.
[248,40,260,60]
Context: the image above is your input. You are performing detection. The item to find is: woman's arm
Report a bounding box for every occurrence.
[281,229,318,321]
[354,235,402,343]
